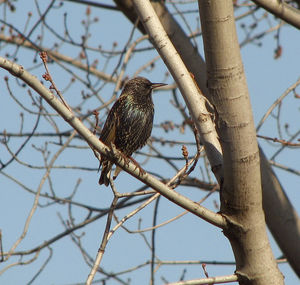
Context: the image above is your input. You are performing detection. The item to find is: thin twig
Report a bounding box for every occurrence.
[86,195,119,285]
[40,51,72,112]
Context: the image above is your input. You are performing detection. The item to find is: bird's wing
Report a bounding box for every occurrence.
[102,121,116,145]
[99,102,120,145]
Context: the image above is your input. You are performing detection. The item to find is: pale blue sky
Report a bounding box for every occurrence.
[0,1,299,284]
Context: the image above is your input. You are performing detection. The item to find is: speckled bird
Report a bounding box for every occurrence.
[99,77,167,186]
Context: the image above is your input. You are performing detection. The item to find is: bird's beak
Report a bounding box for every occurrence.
[151,82,168,90]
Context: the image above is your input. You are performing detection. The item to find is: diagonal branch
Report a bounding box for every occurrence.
[0,56,225,229]
[131,0,223,184]
[252,0,300,29]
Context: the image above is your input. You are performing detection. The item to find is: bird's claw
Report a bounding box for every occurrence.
[129,156,146,176]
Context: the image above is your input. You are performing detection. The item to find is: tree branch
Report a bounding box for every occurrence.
[252,0,300,29]
[0,56,225,229]
[166,273,238,285]
[131,0,223,184]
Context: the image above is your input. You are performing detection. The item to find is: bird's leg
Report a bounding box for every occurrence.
[109,142,130,168]
[110,143,145,177]
[128,156,146,176]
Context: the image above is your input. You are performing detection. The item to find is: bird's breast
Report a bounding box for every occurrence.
[115,99,154,155]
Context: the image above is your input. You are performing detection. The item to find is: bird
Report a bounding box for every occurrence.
[98,77,167,186]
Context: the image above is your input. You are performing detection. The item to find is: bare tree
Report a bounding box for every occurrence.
[0,0,300,284]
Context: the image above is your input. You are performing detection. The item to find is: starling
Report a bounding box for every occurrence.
[99,77,167,186]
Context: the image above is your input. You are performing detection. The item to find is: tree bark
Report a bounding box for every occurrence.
[252,0,300,29]
[260,147,300,275]
[198,1,284,284]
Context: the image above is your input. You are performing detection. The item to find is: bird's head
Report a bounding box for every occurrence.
[122,77,167,100]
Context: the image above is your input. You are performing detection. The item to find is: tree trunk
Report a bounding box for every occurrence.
[198,1,284,284]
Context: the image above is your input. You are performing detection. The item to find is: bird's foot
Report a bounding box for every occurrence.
[129,156,146,176]
[109,143,145,177]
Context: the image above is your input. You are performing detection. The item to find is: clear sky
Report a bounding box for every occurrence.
[0,1,299,284]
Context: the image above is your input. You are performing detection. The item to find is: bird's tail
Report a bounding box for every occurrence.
[99,160,112,186]
[113,166,122,181]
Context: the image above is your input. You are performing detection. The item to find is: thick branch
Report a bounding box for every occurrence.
[131,0,223,184]
[260,148,300,276]
[252,0,300,29]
